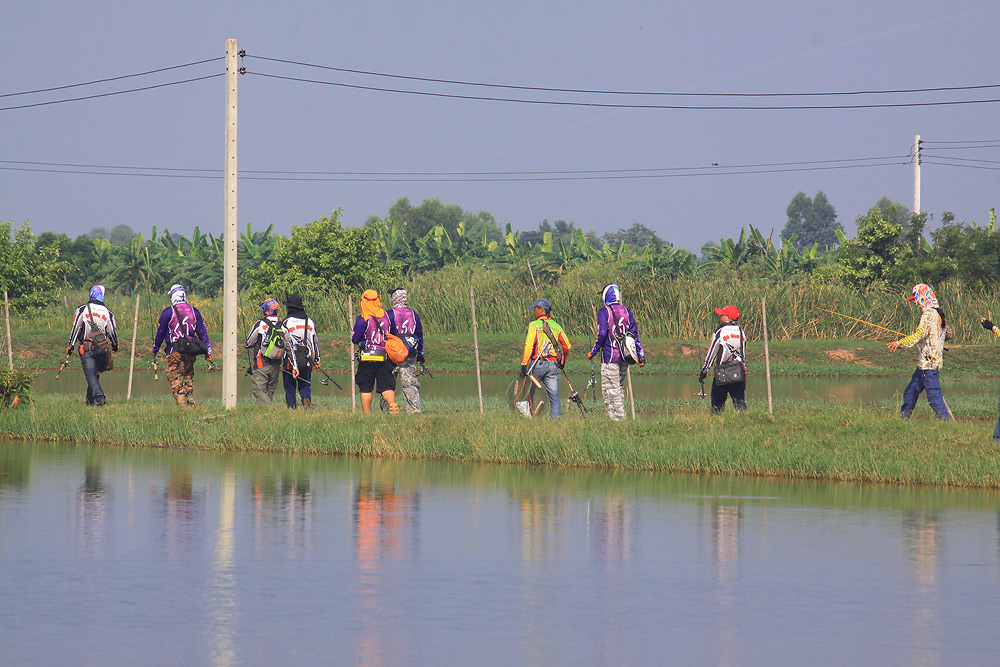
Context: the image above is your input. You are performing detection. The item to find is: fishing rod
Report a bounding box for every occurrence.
[585,361,598,404]
[695,336,705,399]
[152,355,159,381]
[560,366,589,416]
[316,367,343,390]
[416,362,434,379]
[55,346,72,379]
[816,307,906,337]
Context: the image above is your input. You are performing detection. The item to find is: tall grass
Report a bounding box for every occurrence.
[24,267,1000,343]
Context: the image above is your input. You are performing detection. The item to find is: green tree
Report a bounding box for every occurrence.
[781,191,842,250]
[835,210,902,287]
[248,209,402,298]
[0,221,70,312]
[601,222,664,251]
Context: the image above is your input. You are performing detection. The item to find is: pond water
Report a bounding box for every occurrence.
[1,441,998,664]
[31,368,986,407]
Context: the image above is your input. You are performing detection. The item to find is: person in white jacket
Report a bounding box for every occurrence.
[67,285,119,406]
[698,305,747,414]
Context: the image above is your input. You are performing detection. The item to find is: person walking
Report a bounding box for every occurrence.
[520,298,571,419]
[352,289,399,414]
[587,284,645,421]
[152,284,212,406]
[243,298,284,406]
[888,283,950,421]
[383,288,424,414]
[979,317,1000,439]
[282,294,321,409]
[699,305,747,414]
[67,285,119,406]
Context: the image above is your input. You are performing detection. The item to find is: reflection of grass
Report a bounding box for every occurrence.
[4,394,1000,488]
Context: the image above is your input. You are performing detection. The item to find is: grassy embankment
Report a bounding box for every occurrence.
[3,394,1000,488]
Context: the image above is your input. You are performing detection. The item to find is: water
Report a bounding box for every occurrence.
[1,442,998,665]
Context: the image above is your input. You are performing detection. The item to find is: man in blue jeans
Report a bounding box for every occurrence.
[519,298,571,419]
[887,283,950,421]
[67,285,119,406]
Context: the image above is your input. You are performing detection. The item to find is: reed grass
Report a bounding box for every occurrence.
[3,394,999,488]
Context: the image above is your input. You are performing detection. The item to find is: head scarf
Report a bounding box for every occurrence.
[910,283,939,310]
[259,298,279,317]
[285,294,307,320]
[360,289,385,320]
[602,284,621,305]
[390,288,408,309]
[169,284,187,305]
[88,285,106,304]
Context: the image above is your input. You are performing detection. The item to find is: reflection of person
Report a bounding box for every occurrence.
[587,284,645,421]
[887,283,950,421]
[244,298,283,405]
[979,317,1000,439]
[352,290,398,414]
[153,284,212,406]
[699,305,747,414]
[520,298,571,419]
[67,285,119,406]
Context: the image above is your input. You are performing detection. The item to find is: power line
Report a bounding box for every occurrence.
[919,154,1000,165]
[0,160,909,182]
[922,159,1000,171]
[0,73,224,111]
[246,71,1000,111]
[0,57,224,99]
[0,154,909,176]
[915,143,1000,151]
[247,54,1000,99]
[920,138,1000,145]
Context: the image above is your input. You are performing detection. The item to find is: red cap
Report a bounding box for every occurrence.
[905,294,916,301]
[714,305,740,320]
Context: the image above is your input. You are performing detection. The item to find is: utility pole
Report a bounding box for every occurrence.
[222,38,239,409]
[913,133,921,215]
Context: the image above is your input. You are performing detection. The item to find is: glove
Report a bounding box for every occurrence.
[586,351,593,360]
[556,361,565,370]
[416,353,425,364]
[698,371,707,382]
[982,318,994,330]
[520,364,527,377]
[638,356,646,367]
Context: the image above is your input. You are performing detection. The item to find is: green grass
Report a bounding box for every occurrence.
[3,393,999,488]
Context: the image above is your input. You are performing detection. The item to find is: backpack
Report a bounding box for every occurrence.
[375,317,408,364]
[171,305,208,356]
[607,305,639,365]
[85,303,112,356]
[261,319,287,360]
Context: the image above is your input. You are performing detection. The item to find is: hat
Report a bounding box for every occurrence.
[602,284,621,305]
[906,283,939,310]
[531,298,552,311]
[259,298,279,316]
[714,305,740,320]
[88,285,106,303]
[169,284,187,305]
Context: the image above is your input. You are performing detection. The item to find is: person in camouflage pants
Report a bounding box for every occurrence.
[152,284,213,407]
[587,284,645,421]
[166,352,196,405]
[381,288,424,414]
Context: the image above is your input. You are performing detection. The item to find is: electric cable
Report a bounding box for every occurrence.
[0,73,224,111]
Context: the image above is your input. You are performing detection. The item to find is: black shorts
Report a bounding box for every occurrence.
[355,359,396,394]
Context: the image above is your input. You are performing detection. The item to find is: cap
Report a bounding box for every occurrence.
[531,298,552,311]
[714,305,740,320]
[905,294,916,301]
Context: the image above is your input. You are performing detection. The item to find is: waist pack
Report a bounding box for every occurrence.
[86,304,112,356]
[173,336,207,356]
[292,344,311,369]
[360,349,386,362]
[713,360,745,386]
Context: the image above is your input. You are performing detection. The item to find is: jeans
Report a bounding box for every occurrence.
[711,380,747,414]
[530,359,561,419]
[994,394,1000,440]
[80,351,108,405]
[900,368,949,421]
[283,367,312,408]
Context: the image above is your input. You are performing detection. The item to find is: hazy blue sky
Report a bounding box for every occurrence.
[3,1,998,251]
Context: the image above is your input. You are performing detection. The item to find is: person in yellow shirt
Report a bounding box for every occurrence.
[519,298,571,419]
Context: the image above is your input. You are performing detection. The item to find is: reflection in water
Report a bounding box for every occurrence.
[353,476,420,666]
[76,463,110,556]
[712,502,744,667]
[207,470,237,667]
[590,498,632,572]
[904,510,941,666]
[589,497,634,667]
[160,465,203,556]
[251,469,314,556]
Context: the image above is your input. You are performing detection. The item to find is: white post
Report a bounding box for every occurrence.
[913,133,921,215]
[471,287,484,414]
[222,38,239,409]
[626,367,636,420]
[762,296,773,415]
[3,290,12,370]
[348,296,356,413]
[127,292,140,400]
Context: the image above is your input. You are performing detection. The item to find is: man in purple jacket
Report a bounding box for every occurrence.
[152,284,213,406]
[587,284,645,421]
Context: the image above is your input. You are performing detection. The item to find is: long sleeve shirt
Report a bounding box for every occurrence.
[521,315,571,366]
[68,301,119,352]
[700,322,746,375]
[284,316,321,369]
[387,307,423,356]
[244,316,282,367]
[589,304,644,364]
[152,305,212,356]
[897,307,946,370]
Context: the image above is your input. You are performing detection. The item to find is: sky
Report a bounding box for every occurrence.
[2,1,999,252]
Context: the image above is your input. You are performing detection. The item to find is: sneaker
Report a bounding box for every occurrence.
[388,402,399,414]
[95,396,106,407]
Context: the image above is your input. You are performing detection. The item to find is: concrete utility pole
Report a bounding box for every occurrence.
[913,133,921,215]
[222,38,239,409]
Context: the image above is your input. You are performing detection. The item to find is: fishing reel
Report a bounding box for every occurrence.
[416,364,434,379]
